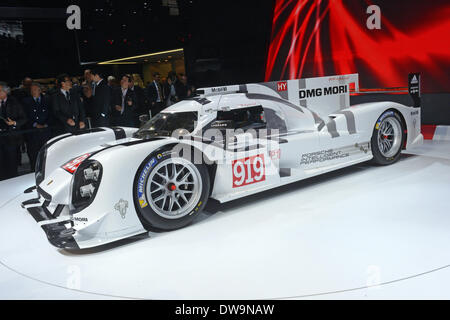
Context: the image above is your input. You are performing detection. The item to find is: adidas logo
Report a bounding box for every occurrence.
[411,75,418,84]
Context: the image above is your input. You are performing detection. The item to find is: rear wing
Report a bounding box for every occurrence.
[198,74,359,119]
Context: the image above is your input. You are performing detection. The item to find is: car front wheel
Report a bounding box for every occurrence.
[133,151,210,231]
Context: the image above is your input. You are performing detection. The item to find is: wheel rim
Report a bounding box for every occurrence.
[377,117,402,158]
[145,158,202,219]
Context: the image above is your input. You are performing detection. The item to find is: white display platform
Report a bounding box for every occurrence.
[0,141,449,299]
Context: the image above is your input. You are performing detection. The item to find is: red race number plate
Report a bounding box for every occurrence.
[232,154,266,188]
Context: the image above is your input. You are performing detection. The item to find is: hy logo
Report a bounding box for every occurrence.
[277,81,287,91]
[411,75,418,84]
[114,199,129,219]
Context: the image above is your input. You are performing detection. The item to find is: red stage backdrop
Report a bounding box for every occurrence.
[265,0,450,93]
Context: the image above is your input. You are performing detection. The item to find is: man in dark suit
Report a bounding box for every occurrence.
[51,74,86,135]
[12,77,32,101]
[112,75,138,127]
[22,82,52,170]
[81,84,94,128]
[0,82,27,180]
[163,71,179,107]
[175,73,191,101]
[83,69,94,87]
[128,75,148,127]
[91,69,112,127]
[81,69,94,125]
[146,72,165,116]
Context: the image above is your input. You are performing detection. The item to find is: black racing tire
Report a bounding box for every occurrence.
[133,148,210,232]
[370,110,405,165]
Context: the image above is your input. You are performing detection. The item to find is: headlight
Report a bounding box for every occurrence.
[83,167,100,181]
[79,183,96,197]
[70,160,103,213]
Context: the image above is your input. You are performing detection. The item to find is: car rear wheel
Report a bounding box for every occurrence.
[371,110,405,165]
[133,151,210,231]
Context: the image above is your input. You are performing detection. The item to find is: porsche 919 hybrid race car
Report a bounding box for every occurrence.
[21,73,423,249]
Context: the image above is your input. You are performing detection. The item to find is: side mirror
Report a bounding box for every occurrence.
[139,114,149,126]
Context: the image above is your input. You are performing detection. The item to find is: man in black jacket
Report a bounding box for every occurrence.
[146,72,165,116]
[12,77,32,101]
[175,73,191,101]
[112,75,138,127]
[0,82,27,180]
[91,70,111,127]
[128,76,148,127]
[22,82,52,170]
[81,84,94,126]
[163,71,179,107]
[51,74,86,135]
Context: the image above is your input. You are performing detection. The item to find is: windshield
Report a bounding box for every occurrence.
[134,112,198,138]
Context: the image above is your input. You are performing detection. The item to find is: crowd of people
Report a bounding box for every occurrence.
[0,70,195,181]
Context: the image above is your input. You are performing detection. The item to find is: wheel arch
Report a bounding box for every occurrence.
[132,141,214,231]
[378,107,408,149]
[139,142,217,196]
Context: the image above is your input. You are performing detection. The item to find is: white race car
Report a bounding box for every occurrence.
[22,73,423,249]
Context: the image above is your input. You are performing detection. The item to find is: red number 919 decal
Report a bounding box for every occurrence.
[232,154,266,188]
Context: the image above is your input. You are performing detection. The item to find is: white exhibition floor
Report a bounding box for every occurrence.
[0,141,449,300]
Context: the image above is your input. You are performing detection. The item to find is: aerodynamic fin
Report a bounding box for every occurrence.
[408,72,421,108]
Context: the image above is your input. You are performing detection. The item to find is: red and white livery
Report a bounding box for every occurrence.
[22,73,423,249]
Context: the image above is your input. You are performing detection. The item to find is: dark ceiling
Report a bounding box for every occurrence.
[0,0,274,87]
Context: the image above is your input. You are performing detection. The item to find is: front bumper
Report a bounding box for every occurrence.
[41,221,79,249]
[22,188,79,249]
